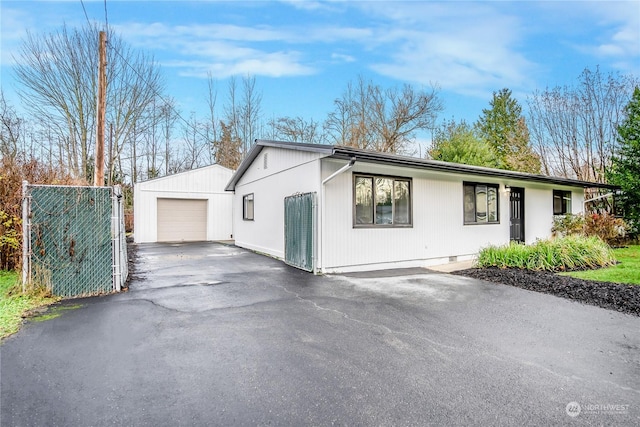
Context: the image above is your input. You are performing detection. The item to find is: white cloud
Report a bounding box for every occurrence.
[331,53,355,63]
[537,1,639,71]
[165,51,315,79]
[591,1,640,60]
[355,3,536,97]
[113,21,317,78]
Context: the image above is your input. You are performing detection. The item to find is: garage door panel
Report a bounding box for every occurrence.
[157,198,207,242]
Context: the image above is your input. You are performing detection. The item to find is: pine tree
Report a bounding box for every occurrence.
[214,121,242,170]
[607,87,640,235]
[476,88,541,173]
[429,119,500,168]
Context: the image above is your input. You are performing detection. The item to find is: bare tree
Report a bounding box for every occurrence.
[159,97,178,176]
[239,74,262,155]
[203,73,220,164]
[528,67,638,182]
[224,76,240,150]
[14,23,163,181]
[217,75,262,163]
[0,90,23,160]
[268,116,326,143]
[324,76,443,154]
[180,112,207,171]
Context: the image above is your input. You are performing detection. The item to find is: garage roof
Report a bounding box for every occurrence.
[224,139,618,191]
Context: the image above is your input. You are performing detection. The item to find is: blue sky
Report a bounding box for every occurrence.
[1,0,639,149]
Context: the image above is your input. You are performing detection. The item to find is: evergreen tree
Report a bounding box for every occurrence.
[214,121,242,170]
[476,88,541,173]
[429,119,500,168]
[607,87,640,235]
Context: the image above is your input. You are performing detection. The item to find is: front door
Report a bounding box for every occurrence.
[510,188,525,243]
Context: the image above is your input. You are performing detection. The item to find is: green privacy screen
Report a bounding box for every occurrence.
[27,185,113,297]
[284,192,315,272]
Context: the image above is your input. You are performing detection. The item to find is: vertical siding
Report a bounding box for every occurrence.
[572,191,585,214]
[232,147,323,259]
[230,150,589,273]
[134,165,233,243]
[320,159,586,272]
[524,187,553,245]
[322,162,508,271]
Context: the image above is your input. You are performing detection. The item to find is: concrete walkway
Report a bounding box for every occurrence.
[428,259,476,272]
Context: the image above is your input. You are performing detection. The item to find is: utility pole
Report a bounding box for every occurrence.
[107,122,113,186]
[94,31,107,186]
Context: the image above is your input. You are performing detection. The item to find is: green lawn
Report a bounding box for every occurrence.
[0,270,59,340]
[562,245,640,285]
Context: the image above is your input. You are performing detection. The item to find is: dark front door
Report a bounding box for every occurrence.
[510,187,525,243]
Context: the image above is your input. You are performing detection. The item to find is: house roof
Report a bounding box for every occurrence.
[136,163,233,186]
[224,139,618,191]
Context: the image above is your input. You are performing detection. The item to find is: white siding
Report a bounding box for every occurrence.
[229,148,589,274]
[320,159,586,273]
[523,186,552,244]
[134,165,233,243]
[232,146,324,259]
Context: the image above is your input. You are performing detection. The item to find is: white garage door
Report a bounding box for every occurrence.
[157,198,207,242]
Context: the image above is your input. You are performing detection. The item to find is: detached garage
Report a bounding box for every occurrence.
[134,164,233,243]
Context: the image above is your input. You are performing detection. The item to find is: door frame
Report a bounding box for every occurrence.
[509,187,525,243]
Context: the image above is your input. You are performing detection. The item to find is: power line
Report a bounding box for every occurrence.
[104,0,109,30]
[107,42,216,145]
[83,0,217,159]
[79,0,92,27]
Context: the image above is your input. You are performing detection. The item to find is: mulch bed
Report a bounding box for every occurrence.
[454,267,640,317]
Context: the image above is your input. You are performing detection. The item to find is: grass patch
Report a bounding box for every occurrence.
[477,236,616,272]
[0,270,60,340]
[561,245,640,285]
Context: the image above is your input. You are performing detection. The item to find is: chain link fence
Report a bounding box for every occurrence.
[22,182,128,298]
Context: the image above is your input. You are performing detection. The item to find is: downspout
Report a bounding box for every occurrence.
[318,157,356,274]
[583,192,614,212]
[322,157,357,186]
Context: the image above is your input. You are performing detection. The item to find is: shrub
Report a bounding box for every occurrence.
[0,156,82,271]
[552,214,585,237]
[584,213,629,247]
[477,236,616,272]
[551,213,629,246]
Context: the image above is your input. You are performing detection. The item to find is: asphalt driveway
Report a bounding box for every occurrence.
[2,242,639,426]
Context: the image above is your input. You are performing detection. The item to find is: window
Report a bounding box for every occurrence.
[553,190,571,215]
[243,194,254,220]
[354,174,411,227]
[463,182,499,224]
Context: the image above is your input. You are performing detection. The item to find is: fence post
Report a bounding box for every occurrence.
[21,180,30,293]
[112,185,122,292]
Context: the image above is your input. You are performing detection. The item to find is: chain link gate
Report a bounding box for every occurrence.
[22,182,128,297]
[284,192,316,272]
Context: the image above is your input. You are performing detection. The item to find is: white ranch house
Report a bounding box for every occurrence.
[225,140,613,274]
